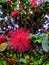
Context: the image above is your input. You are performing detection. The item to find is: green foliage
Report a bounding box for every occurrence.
[0,61,7,65]
[0,0,49,65]
[30,33,42,43]
[42,36,49,52]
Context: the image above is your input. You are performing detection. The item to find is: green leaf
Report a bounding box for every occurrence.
[42,36,49,52]
[46,62,49,65]
[10,54,13,57]
[39,33,46,38]
[1,61,7,65]
[30,33,39,39]
[35,38,42,43]
[20,58,26,63]
[19,53,23,58]
[0,62,2,65]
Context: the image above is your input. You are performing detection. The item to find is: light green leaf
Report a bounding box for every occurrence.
[42,37,49,52]
[20,58,26,63]
[35,39,42,43]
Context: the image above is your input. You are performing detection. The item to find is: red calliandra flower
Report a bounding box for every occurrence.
[8,28,32,53]
[6,0,11,2]
[0,35,6,43]
[11,11,18,17]
[8,30,13,38]
[30,0,36,5]
[9,58,14,63]
[30,4,37,9]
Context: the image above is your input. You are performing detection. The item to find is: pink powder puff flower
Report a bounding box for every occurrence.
[8,28,32,53]
[0,35,6,43]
